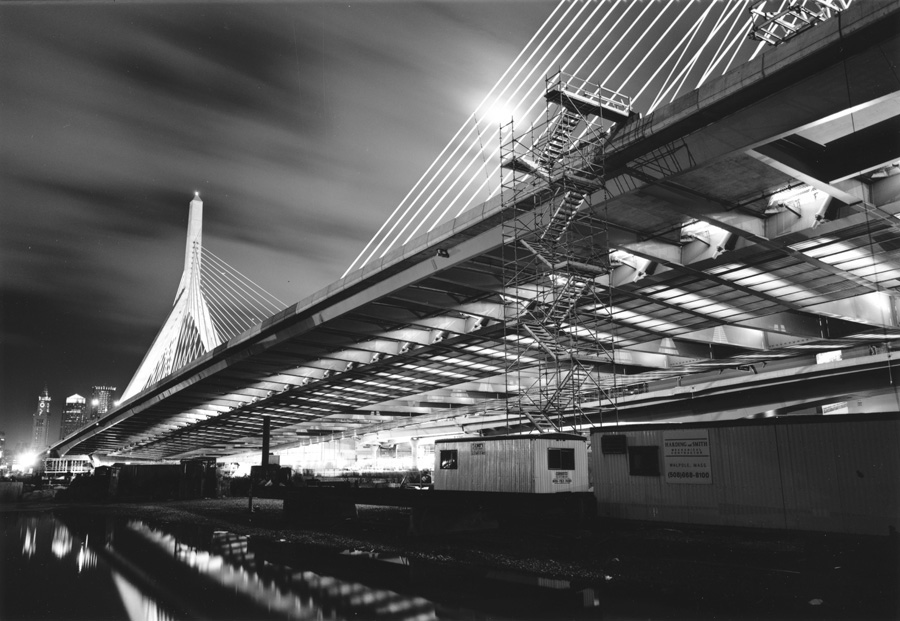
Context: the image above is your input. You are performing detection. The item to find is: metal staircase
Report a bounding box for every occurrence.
[545,274,594,326]
[503,72,633,245]
[517,363,600,434]
[537,110,581,169]
[541,189,586,243]
[517,407,560,434]
[500,71,634,434]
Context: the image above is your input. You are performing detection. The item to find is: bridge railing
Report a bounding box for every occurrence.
[547,70,633,120]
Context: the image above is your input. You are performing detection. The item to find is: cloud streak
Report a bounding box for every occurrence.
[0,1,552,447]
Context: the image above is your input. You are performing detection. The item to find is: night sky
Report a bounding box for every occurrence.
[0,1,554,449]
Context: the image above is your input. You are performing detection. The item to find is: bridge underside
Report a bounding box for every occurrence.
[55,2,900,461]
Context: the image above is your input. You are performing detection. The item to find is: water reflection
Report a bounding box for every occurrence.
[112,574,177,621]
[51,523,72,558]
[126,520,436,620]
[20,518,36,558]
[1,513,141,620]
[76,538,98,573]
[2,513,602,621]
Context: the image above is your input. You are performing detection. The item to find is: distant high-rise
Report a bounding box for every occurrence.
[89,386,117,422]
[60,394,87,440]
[31,386,52,452]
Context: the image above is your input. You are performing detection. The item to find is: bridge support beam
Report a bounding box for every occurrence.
[261,416,271,468]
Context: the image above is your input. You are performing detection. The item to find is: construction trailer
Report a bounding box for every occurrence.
[433,433,589,494]
[42,454,92,483]
[590,413,900,536]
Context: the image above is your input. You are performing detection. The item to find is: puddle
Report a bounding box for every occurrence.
[1,512,606,620]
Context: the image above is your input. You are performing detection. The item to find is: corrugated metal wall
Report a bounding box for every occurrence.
[434,437,589,493]
[591,415,899,536]
[532,437,590,493]
[777,418,900,534]
[714,426,786,529]
[434,438,534,492]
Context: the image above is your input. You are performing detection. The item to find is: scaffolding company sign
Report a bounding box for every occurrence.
[663,430,712,484]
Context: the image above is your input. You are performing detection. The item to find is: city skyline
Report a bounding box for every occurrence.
[30,387,51,453]
[0,2,553,448]
[13,385,119,454]
[59,393,87,442]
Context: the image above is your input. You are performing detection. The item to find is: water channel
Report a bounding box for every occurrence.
[1,511,617,621]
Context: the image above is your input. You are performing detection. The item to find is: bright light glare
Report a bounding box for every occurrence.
[19,451,37,468]
[769,184,815,206]
[483,100,516,125]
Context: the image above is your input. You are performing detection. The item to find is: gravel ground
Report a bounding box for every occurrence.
[5,497,898,620]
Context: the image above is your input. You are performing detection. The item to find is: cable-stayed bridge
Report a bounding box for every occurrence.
[120,192,285,403]
[343,0,850,275]
[54,1,900,461]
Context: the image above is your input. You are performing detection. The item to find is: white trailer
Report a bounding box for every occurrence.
[590,413,899,536]
[433,433,589,493]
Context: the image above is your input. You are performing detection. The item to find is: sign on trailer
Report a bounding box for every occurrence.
[663,429,712,484]
[552,471,572,484]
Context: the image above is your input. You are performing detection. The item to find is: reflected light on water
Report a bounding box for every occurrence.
[129,521,316,619]
[127,520,437,621]
[21,522,36,558]
[112,573,177,621]
[76,540,98,573]
[3,514,598,621]
[51,524,73,559]
[48,521,97,573]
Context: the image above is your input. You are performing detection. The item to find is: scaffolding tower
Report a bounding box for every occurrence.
[748,0,852,45]
[499,71,635,435]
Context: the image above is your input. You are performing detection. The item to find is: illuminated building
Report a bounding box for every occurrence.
[89,386,117,422]
[31,386,51,452]
[60,394,87,440]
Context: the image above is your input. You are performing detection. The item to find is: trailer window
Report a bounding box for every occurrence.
[600,434,627,455]
[628,446,660,476]
[439,449,458,470]
[548,447,575,470]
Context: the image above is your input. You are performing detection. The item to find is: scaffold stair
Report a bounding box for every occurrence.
[538,110,582,168]
[519,408,559,434]
[539,365,593,414]
[540,189,586,243]
[544,274,593,324]
[522,321,568,360]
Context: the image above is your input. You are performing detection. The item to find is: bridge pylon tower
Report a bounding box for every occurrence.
[121,193,284,403]
[122,193,221,401]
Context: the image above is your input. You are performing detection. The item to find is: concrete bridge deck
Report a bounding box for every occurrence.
[54,1,900,462]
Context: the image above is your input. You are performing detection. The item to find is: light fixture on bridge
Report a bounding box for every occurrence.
[436,248,449,258]
[608,250,638,269]
[680,221,710,245]
[870,162,900,179]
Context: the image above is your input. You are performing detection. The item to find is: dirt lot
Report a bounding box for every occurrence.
[5,497,898,619]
